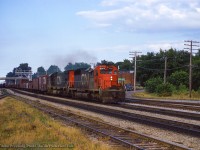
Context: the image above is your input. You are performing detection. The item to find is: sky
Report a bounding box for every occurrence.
[1,0,200,79]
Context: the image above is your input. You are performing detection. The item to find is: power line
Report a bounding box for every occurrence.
[138,65,188,71]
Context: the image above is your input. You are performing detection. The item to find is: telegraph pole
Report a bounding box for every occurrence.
[184,40,200,98]
[129,51,142,91]
[164,56,167,84]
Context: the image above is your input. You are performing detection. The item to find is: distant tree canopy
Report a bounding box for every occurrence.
[6,63,32,84]
[6,63,31,77]
[96,60,115,66]
[47,65,61,75]
[136,48,200,90]
[137,48,191,86]
[32,73,37,79]
[6,72,15,77]
[14,63,31,73]
[116,59,133,71]
[37,66,46,76]
[64,62,90,71]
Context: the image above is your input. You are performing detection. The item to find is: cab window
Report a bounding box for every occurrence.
[100,68,113,74]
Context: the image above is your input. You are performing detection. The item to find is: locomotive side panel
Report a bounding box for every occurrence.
[68,70,74,88]
[74,68,89,90]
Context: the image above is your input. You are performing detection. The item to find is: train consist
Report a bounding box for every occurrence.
[7,65,125,103]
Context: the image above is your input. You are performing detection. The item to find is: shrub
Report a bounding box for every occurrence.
[198,87,200,94]
[156,83,174,97]
[176,84,188,94]
[168,71,188,88]
[145,77,163,93]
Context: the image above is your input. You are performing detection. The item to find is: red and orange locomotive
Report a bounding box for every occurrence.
[63,65,125,103]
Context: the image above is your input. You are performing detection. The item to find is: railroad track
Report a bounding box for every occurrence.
[10,94,189,150]
[126,98,200,112]
[117,103,200,121]
[11,89,200,137]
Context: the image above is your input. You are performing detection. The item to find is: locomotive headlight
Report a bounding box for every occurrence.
[110,76,113,81]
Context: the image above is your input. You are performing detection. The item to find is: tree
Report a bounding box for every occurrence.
[64,63,74,71]
[6,72,14,77]
[5,63,32,84]
[32,73,37,79]
[64,62,90,71]
[14,63,31,72]
[6,72,15,84]
[97,60,115,66]
[137,48,190,86]
[37,66,46,76]
[116,59,132,71]
[47,65,61,75]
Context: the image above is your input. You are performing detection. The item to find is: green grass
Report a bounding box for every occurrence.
[0,97,122,150]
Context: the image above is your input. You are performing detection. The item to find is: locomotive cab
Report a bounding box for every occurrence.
[94,65,125,103]
[94,65,119,90]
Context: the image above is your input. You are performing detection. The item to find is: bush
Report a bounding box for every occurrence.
[145,77,163,93]
[168,71,188,88]
[198,87,200,94]
[176,84,188,94]
[156,83,174,97]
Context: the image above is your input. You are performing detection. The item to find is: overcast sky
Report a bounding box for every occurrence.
[1,0,200,79]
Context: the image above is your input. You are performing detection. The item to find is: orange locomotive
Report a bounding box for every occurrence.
[66,65,125,103]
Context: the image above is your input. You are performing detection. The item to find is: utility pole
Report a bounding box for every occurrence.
[184,40,199,98]
[129,51,142,91]
[164,56,167,84]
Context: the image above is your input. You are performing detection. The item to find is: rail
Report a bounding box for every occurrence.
[126,98,200,111]
[118,103,200,121]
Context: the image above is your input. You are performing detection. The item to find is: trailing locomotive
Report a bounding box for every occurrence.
[7,65,125,103]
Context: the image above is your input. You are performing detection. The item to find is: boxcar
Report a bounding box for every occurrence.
[38,75,48,93]
[32,78,39,92]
